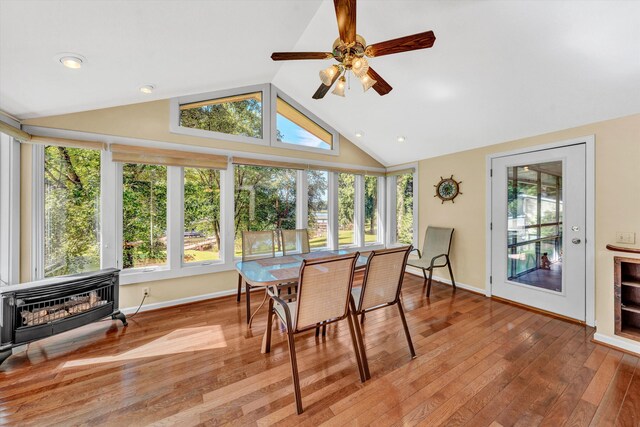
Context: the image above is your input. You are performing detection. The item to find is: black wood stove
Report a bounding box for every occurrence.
[0,268,126,365]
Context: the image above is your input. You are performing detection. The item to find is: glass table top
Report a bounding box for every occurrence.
[236,250,367,286]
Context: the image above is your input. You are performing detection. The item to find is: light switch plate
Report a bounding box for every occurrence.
[616,231,636,244]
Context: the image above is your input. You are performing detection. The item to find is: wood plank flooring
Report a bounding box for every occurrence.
[1,274,638,426]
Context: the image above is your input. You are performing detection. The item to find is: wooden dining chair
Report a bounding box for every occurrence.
[237,230,276,324]
[280,229,311,256]
[263,252,368,414]
[350,246,415,379]
[406,226,456,297]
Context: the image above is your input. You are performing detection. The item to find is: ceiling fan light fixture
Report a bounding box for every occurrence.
[351,57,369,77]
[319,65,340,86]
[331,76,347,97]
[360,74,377,92]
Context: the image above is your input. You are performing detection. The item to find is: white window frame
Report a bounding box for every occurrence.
[270,85,339,156]
[27,127,386,286]
[116,164,231,285]
[386,164,419,248]
[364,175,385,246]
[169,84,271,147]
[32,144,105,280]
[0,131,20,286]
[170,84,340,156]
[180,166,226,268]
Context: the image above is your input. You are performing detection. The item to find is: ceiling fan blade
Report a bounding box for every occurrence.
[334,0,357,43]
[313,71,341,99]
[271,52,333,61]
[365,30,436,57]
[367,68,393,96]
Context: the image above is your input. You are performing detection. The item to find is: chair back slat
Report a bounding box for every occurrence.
[359,246,412,311]
[241,230,276,261]
[295,253,358,331]
[421,227,454,263]
[281,229,310,255]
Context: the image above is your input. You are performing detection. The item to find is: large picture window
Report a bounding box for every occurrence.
[183,168,221,264]
[276,97,332,151]
[179,92,263,139]
[172,85,339,155]
[44,146,101,277]
[338,173,356,247]
[234,165,297,255]
[122,164,167,269]
[395,172,414,245]
[365,175,380,245]
[307,170,329,249]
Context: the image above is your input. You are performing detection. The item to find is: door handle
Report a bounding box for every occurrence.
[572,238,581,244]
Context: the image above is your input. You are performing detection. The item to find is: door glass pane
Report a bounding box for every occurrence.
[507,161,563,292]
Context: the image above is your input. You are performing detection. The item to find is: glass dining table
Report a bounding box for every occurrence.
[236,250,368,352]
[236,249,368,287]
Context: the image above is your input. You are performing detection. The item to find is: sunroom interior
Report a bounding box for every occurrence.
[1,0,640,424]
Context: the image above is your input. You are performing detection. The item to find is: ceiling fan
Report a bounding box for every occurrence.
[271,0,436,99]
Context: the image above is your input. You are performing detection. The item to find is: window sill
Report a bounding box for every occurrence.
[119,261,234,285]
[119,243,389,286]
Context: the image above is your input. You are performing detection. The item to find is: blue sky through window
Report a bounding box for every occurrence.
[276,114,331,150]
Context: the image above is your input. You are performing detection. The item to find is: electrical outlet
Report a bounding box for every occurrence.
[616,231,636,244]
[143,287,150,297]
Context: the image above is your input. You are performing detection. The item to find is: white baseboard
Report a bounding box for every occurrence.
[405,266,485,295]
[120,288,239,315]
[120,269,485,316]
[593,332,640,356]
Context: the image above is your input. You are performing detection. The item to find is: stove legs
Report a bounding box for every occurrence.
[0,349,11,366]
[111,311,128,326]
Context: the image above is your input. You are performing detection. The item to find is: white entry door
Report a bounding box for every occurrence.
[491,144,586,321]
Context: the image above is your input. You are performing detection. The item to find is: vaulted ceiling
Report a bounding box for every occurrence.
[1,0,639,165]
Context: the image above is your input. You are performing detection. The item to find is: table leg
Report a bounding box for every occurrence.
[261,297,274,354]
[249,289,269,328]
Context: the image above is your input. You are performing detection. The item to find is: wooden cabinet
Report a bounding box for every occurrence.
[615,256,640,340]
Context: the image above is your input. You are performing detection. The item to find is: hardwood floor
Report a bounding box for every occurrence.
[1,274,638,426]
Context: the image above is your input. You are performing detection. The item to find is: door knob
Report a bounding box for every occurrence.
[572,238,581,244]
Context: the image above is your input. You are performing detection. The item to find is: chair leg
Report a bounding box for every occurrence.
[421,268,428,287]
[447,256,456,291]
[237,274,243,302]
[360,312,365,325]
[285,332,304,414]
[426,268,434,297]
[346,310,367,383]
[322,323,327,336]
[245,282,252,324]
[350,299,371,380]
[397,301,416,359]
[262,298,274,354]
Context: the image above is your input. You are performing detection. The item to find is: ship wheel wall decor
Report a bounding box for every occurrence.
[434,175,462,204]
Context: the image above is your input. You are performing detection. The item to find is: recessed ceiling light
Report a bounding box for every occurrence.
[139,85,155,94]
[355,130,364,138]
[55,53,86,69]
[397,136,406,143]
